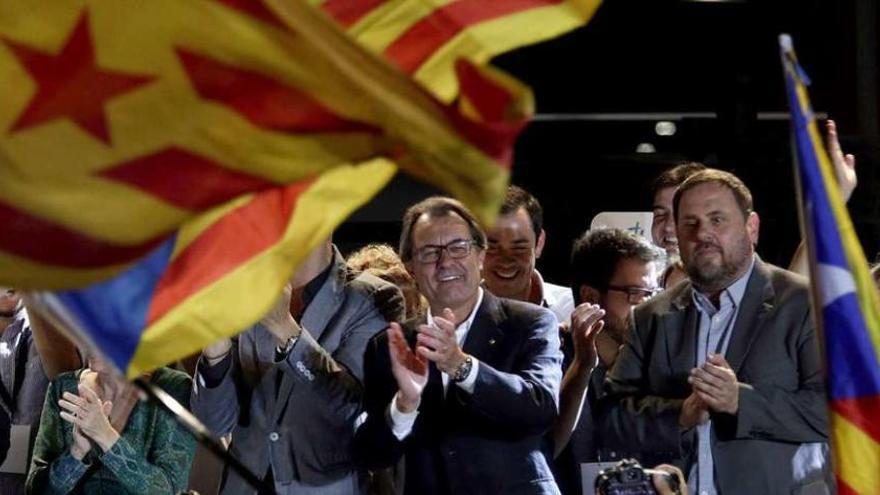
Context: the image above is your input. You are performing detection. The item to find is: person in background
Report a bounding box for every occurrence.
[347,243,427,320]
[483,185,574,325]
[27,355,196,494]
[551,229,664,494]
[0,290,80,495]
[650,163,706,289]
[192,239,404,494]
[789,119,857,276]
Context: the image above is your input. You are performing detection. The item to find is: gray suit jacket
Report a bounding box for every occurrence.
[191,247,404,495]
[598,259,830,494]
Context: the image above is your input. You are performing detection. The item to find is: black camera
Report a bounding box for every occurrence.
[594,459,680,495]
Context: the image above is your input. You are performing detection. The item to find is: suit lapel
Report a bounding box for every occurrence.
[275,248,347,421]
[461,292,504,363]
[725,260,774,373]
[666,283,699,374]
[300,247,347,343]
[244,325,281,416]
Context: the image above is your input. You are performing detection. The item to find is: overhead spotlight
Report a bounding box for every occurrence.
[655,121,676,136]
[636,143,656,154]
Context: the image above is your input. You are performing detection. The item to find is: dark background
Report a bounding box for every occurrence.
[337,0,880,287]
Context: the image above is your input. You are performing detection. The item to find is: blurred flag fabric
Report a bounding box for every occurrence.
[0,0,601,376]
[780,34,880,495]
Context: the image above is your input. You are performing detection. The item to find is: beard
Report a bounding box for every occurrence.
[603,313,629,346]
[685,236,753,293]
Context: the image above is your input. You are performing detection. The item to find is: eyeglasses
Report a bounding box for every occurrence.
[605,285,661,304]
[413,239,478,264]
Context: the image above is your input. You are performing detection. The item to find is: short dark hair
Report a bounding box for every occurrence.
[399,197,487,263]
[672,168,754,221]
[500,185,543,240]
[651,162,707,196]
[570,228,665,305]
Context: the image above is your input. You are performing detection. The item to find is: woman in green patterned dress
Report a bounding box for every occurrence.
[25,356,196,494]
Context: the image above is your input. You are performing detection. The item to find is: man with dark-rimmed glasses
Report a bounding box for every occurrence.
[354,196,563,495]
[550,228,664,495]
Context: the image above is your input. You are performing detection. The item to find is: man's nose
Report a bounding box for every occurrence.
[694,222,715,240]
[436,248,455,266]
[494,247,517,262]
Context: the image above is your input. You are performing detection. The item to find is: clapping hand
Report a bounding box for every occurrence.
[678,392,709,432]
[388,323,428,413]
[569,303,605,372]
[688,354,739,414]
[59,385,119,454]
[415,308,468,375]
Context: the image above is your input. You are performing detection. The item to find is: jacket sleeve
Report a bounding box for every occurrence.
[352,332,408,470]
[714,308,828,443]
[189,342,245,437]
[280,283,404,420]
[452,309,562,435]
[597,313,689,462]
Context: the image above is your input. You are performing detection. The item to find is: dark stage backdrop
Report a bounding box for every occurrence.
[336,0,880,288]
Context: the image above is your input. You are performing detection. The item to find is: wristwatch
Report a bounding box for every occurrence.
[451,355,474,383]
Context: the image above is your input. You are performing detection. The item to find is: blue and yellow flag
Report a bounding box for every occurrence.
[1,0,602,376]
[780,34,880,494]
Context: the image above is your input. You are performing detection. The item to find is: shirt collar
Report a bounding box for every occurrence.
[692,254,756,314]
[530,270,547,307]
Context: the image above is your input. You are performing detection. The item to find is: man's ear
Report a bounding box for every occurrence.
[535,229,547,258]
[579,285,601,305]
[746,211,760,246]
[404,262,417,282]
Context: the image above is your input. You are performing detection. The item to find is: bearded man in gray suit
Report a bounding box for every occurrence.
[599,169,830,494]
[191,239,404,495]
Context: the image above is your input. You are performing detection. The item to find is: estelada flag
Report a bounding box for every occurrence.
[0,0,601,375]
[781,34,880,494]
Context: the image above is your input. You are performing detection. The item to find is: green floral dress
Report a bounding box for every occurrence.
[26,367,196,494]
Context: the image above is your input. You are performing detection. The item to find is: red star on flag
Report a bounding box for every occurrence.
[2,13,154,144]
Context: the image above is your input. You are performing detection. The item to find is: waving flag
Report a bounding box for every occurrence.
[1,0,602,376]
[781,34,880,494]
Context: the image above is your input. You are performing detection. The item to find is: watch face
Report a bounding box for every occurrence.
[454,356,472,382]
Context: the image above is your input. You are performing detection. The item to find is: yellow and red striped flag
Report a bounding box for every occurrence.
[1,0,601,376]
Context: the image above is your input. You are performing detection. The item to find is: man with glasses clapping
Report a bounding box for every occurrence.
[549,228,665,494]
[354,196,564,495]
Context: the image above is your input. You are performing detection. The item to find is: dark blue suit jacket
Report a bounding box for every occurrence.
[355,291,563,495]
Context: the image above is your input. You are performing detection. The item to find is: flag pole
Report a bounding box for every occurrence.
[779,34,827,360]
[132,377,271,494]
